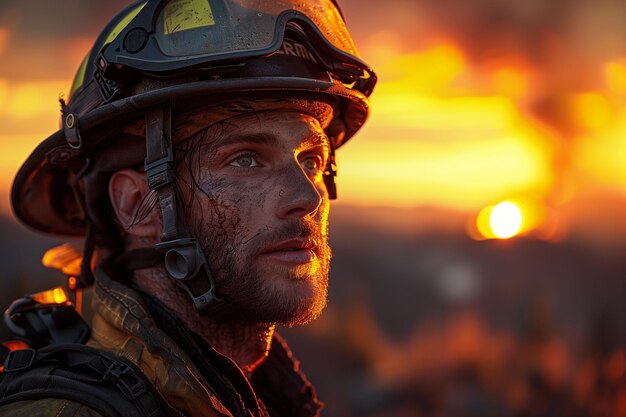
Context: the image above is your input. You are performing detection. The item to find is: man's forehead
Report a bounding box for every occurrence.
[123,95,337,142]
[210,111,330,148]
[174,97,335,142]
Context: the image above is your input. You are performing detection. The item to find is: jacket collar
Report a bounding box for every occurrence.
[89,264,323,417]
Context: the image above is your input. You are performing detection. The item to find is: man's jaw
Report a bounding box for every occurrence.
[195,219,330,323]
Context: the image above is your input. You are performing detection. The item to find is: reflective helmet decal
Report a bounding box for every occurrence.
[70,54,89,97]
[69,2,148,98]
[104,2,148,45]
[163,0,216,34]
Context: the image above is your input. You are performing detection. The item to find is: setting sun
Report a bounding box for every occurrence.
[489,201,523,239]
[475,201,525,239]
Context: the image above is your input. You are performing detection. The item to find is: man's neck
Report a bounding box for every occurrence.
[132,267,275,375]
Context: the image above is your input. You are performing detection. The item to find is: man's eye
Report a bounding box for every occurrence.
[300,156,323,176]
[230,154,258,168]
[302,158,319,171]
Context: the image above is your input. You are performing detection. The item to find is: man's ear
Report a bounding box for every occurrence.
[109,169,159,238]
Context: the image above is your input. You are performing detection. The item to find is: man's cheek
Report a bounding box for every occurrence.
[223,181,276,216]
[316,200,330,237]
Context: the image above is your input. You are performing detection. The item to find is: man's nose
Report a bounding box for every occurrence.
[276,163,323,219]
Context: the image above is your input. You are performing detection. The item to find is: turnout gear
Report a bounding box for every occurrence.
[0,266,322,417]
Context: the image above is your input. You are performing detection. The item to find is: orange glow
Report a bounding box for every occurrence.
[374,43,466,96]
[475,204,496,239]
[605,61,626,95]
[2,340,29,352]
[0,28,10,56]
[31,287,69,305]
[335,42,554,210]
[491,67,530,99]
[42,243,83,276]
[574,113,626,189]
[7,80,68,119]
[68,276,78,291]
[0,78,7,110]
[570,92,613,129]
[74,288,83,315]
[0,79,70,213]
[362,30,404,66]
[340,93,553,210]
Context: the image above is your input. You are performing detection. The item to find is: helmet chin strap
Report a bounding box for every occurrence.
[144,106,221,311]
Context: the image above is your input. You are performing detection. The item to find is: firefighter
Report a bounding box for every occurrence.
[0,0,375,416]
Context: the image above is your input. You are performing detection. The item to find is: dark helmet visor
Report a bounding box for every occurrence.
[99,0,375,95]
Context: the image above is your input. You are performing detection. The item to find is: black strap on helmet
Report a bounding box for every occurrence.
[144,106,221,311]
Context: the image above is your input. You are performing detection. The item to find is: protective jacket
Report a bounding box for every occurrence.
[0,266,323,417]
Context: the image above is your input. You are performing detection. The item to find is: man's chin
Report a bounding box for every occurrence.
[278,280,328,326]
[260,273,328,326]
[220,267,328,326]
[282,300,327,327]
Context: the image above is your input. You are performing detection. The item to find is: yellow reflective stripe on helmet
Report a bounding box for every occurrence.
[70,2,147,98]
[70,53,90,97]
[163,0,215,35]
[104,1,148,45]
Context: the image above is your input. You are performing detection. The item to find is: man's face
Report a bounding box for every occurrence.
[177,110,332,326]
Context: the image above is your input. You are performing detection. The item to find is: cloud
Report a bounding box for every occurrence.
[0,27,10,57]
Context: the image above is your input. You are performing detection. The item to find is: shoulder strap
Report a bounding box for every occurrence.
[0,344,181,417]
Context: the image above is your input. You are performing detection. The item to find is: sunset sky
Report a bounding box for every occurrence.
[2,0,626,242]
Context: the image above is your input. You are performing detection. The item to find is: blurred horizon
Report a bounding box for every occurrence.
[1,202,625,416]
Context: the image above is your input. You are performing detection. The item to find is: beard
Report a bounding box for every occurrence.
[194,214,331,327]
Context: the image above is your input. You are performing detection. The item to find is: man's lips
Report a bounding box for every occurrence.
[260,239,318,264]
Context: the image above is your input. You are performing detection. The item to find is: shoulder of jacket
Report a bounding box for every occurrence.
[0,398,105,417]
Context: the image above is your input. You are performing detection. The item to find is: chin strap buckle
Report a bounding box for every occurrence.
[154,238,221,311]
[144,147,174,190]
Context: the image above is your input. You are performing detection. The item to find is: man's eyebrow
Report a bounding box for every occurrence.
[301,132,330,149]
[215,131,329,149]
[217,132,279,147]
